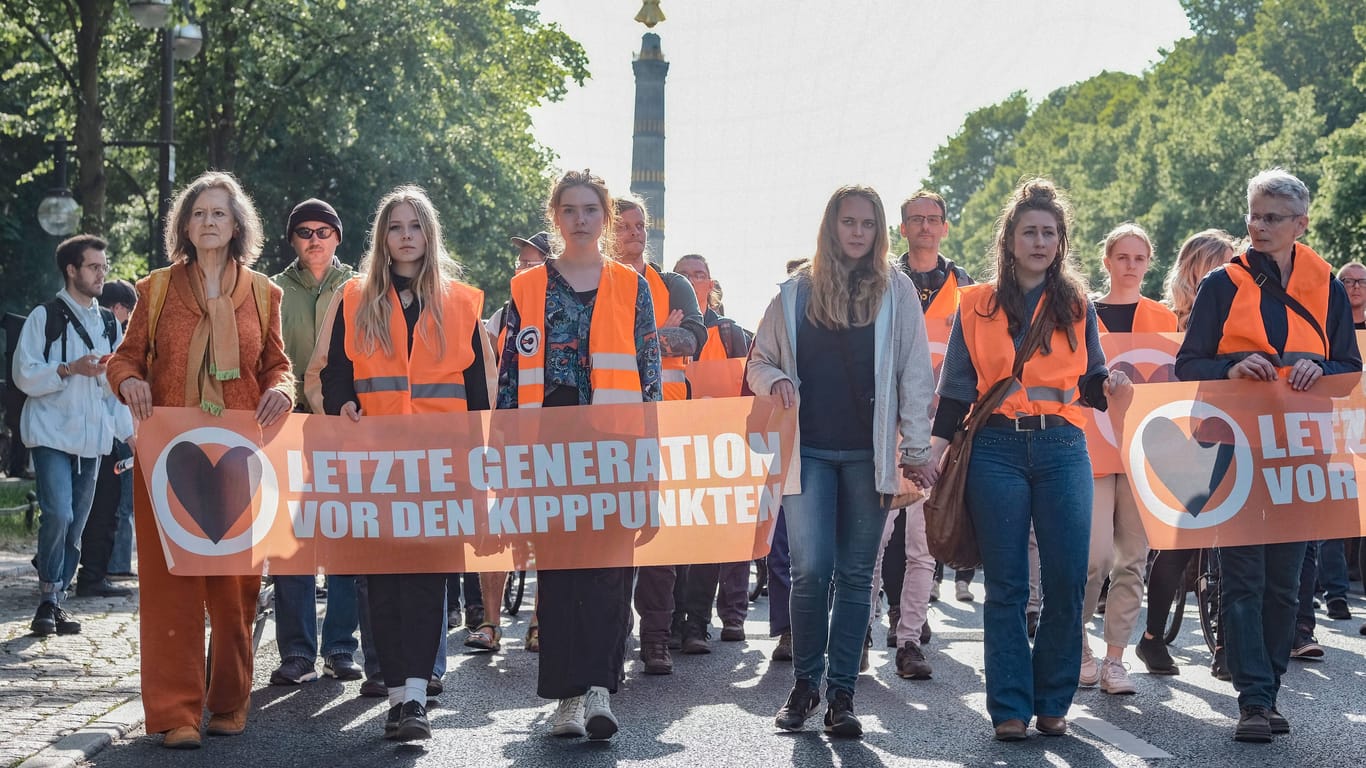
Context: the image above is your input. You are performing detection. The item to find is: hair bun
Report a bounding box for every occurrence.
[1019,178,1058,205]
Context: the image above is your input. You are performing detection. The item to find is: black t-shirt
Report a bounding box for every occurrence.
[796,314,874,450]
[1095,302,1138,333]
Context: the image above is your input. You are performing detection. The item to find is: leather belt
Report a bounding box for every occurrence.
[984,414,1070,431]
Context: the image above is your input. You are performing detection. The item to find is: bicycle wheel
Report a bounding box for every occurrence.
[1162,552,1198,645]
[1196,548,1221,656]
[748,558,768,603]
[503,570,526,616]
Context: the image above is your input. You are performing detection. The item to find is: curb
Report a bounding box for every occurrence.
[16,700,145,768]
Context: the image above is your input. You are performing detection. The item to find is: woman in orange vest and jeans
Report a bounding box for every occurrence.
[1176,169,1360,743]
[319,186,496,742]
[497,169,662,741]
[908,178,1132,741]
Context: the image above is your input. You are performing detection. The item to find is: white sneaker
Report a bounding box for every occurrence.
[550,696,586,737]
[1079,645,1101,687]
[1099,657,1136,695]
[583,686,618,741]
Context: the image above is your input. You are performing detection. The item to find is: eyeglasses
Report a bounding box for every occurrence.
[1342,278,1366,288]
[81,263,111,274]
[293,226,336,240]
[904,215,945,227]
[516,259,545,270]
[1245,213,1301,227]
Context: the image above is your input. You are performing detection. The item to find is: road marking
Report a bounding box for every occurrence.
[1070,705,1172,759]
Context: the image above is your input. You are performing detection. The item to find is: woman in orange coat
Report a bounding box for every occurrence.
[108,171,294,749]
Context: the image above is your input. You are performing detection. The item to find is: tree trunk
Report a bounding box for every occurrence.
[73,0,111,233]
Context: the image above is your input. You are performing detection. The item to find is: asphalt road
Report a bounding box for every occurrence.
[80,579,1366,768]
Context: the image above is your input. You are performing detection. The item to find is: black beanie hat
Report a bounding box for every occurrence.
[287,198,343,242]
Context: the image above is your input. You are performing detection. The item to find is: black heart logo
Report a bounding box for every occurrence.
[1112,360,1176,385]
[166,442,261,543]
[1142,417,1236,517]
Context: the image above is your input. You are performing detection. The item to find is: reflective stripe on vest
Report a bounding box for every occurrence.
[1096,296,1179,333]
[509,260,644,408]
[1217,246,1331,376]
[959,283,1089,428]
[643,265,690,401]
[342,279,482,415]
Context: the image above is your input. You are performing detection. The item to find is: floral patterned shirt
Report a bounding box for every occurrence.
[496,260,662,408]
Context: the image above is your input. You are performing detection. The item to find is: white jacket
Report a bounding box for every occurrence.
[746,269,934,496]
[12,290,134,458]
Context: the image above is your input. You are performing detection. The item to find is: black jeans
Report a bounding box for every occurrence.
[366,573,445,688]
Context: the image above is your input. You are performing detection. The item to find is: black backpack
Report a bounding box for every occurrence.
[3,299,117,429]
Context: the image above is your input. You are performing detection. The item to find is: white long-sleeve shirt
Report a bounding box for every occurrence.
[12,289,134,458]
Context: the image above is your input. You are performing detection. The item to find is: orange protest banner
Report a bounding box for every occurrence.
[134,397,796,576]
[1084,333,1183,475]
[686,358,746,398]
[1119,373,1366,549]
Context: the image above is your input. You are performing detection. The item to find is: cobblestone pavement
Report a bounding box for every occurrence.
[0,552,141,768]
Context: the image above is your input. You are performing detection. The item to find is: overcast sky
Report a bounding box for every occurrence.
[529,0,1194,329]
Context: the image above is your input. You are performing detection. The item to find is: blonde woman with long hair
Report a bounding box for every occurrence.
[747,185,935,737]
[319,186,495,742]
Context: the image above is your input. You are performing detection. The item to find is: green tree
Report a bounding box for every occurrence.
[923,92,1028,219]
[1311,120,1366,265]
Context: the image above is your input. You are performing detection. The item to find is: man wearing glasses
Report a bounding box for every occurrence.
[13,235,132,636]
[268,199,365,685]
[1337,262,1366,329]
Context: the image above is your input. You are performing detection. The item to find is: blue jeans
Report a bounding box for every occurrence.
[1221,541,1306,709]
[356,576,448,679]
[108,440,134,574]
[32,447,101,600]
[274,574,360,662]
[966,424,1091,726]
[1317,539,1349,602]
[784,447,886,697]
[766,507,791,637]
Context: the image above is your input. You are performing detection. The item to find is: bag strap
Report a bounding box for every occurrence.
[963,292,1056,434]
[144,267,173,366]
[1234,258,1327,353]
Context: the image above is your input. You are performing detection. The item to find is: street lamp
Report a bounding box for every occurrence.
[126,0,172,28]
[38,136,81,236]
[126,0,201,264]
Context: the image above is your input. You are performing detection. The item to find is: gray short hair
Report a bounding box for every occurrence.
[1246,168,1310,216]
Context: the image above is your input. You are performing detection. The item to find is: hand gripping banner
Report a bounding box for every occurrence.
[134,397,796,576]
[1120,372,1366,549]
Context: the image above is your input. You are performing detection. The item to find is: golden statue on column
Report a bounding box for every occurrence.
[635,0,665,28]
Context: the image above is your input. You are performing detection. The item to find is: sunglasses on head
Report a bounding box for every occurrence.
[293,226,336,240]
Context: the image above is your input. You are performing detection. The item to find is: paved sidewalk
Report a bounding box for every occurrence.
[0,551,142,768]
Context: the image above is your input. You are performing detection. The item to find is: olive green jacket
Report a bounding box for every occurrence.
[270,259,354,411]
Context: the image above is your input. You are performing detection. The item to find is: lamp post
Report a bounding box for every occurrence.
[37,136,81,236]
[128,0,201,264]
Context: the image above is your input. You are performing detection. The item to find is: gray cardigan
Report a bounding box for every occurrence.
[746,268,935,496]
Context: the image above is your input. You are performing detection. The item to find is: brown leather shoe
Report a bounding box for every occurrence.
[640,640,674,674]
[206,707,248,736]
[993,719,1028,741]
[162,725,202,749]
[1035,716,1067,736]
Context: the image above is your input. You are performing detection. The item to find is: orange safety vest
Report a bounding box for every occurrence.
[509,260,644,408]
[642,265,689,400]
[342,279,483,415]
[959,283,1089,428]
[1096,296,1178,333]
[923,269,961,329]
[698,326,727,361]
[1217,246,1331,375]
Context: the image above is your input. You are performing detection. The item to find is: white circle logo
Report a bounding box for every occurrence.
[151,426,279,556]
[1129,399,1253,530]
